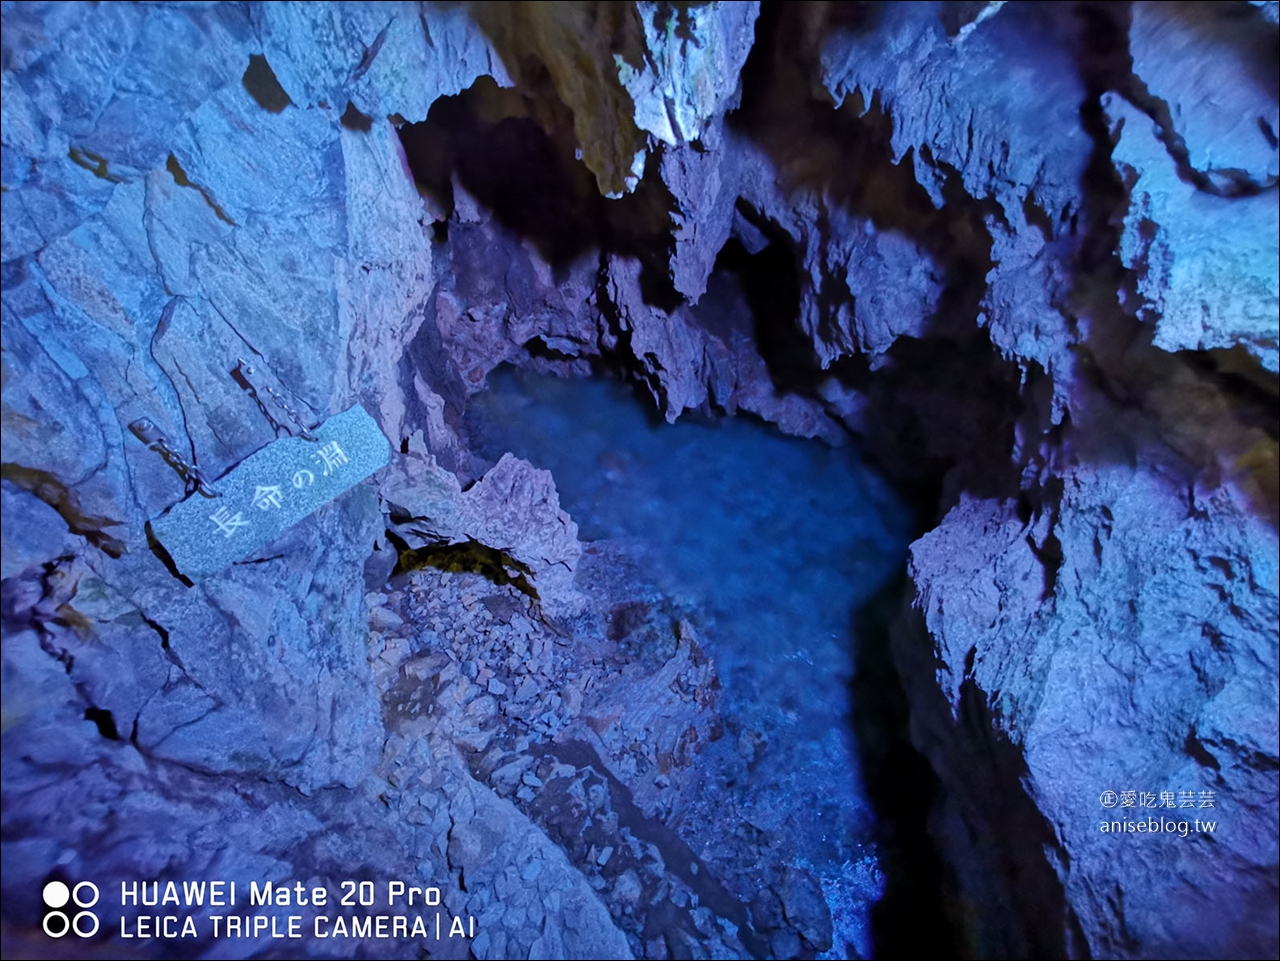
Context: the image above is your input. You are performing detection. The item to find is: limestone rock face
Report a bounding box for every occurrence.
[468,1,759,199]
[1108,0,1280,371]
[906,466,1278,958]
[2,1,1277,959]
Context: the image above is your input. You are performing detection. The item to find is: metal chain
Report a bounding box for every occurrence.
[129,419,220,498]
[235,357,318,441]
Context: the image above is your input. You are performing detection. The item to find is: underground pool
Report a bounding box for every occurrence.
[465,364,916,955]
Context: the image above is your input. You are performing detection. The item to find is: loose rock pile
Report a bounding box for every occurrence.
[366,557,834,959]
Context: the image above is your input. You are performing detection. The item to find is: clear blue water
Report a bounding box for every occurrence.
[466,366,913,955]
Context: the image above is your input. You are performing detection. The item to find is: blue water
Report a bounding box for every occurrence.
[466,366,912,955]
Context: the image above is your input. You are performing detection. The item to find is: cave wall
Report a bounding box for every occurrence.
[2,1,1277,958]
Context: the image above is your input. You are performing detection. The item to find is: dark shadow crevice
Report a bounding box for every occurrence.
[242,54,292,113]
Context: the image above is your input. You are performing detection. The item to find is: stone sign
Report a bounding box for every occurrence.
[150,405,390,578]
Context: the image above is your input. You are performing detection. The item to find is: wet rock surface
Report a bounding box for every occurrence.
[3,1,1278,959]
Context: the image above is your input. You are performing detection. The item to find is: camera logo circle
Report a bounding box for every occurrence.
[42,880,99,938]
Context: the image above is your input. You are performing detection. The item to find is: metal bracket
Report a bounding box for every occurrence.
[129,418,220,498]
[234,357,319,442]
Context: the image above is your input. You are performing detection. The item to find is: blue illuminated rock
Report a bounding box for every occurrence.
[1,1,1276,959]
